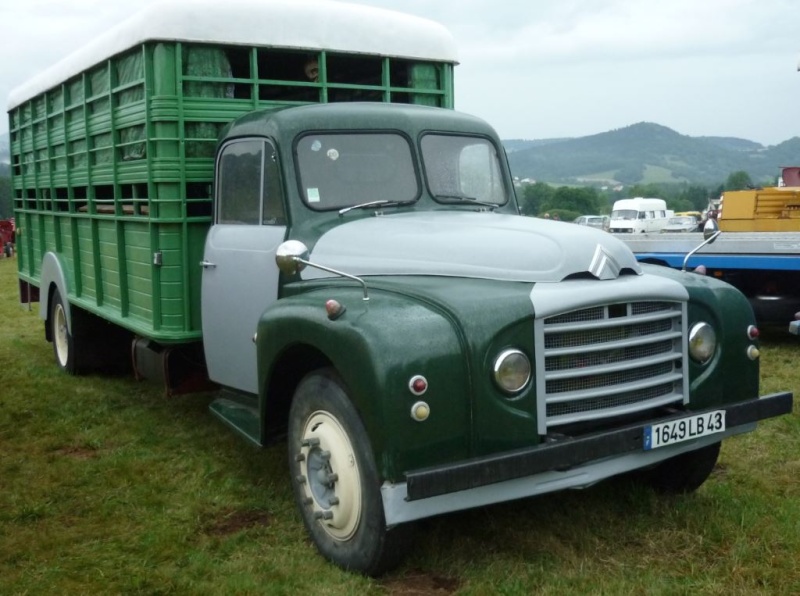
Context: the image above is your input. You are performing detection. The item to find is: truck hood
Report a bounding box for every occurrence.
[302,211,641,283]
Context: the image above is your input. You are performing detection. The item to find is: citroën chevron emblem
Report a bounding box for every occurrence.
[589,244,621,280]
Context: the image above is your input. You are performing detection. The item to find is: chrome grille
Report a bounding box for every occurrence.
[535,300,687,433]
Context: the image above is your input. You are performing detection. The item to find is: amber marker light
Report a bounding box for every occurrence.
[410,401,430,422]
[747,345,760,360]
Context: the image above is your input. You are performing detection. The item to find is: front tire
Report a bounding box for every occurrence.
[288,368,412,576]
[640,442,721,493]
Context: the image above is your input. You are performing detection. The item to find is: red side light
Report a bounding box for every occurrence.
[325,299,346,320]
[747,325,759,340]
[409,375,428,396]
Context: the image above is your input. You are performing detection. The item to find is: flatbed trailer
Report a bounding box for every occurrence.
[620,231,800,329]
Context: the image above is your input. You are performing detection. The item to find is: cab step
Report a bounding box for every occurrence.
[209,392,262,447]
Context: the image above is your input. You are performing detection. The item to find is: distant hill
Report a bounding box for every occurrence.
[504,122,798,186]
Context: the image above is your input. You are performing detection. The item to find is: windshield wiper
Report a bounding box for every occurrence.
[433,194,498,210]
[338,200,403,216]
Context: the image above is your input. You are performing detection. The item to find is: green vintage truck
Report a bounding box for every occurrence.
[7,0,793,576]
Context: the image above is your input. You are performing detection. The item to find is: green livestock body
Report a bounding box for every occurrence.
[9,34,455,341]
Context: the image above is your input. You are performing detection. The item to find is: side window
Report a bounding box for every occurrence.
[217,139,285,225]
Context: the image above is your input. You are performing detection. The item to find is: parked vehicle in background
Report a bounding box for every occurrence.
[619,166,800,330]
[7,0,794,576]
[662,216,700,233]
[574,214,610,231]
[610,197,672,234]
[0,219,14,257]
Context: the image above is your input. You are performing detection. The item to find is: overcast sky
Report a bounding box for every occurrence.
[2,0,798,145]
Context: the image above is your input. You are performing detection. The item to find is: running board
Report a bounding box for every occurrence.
[209,393,262,447]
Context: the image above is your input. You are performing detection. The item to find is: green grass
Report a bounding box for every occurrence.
[1,256,799,594]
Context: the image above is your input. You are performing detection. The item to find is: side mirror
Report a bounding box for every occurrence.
[275,239,370,301]
[703,218,720,242]
[275,240,310,275]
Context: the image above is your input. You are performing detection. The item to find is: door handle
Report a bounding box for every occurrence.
[200,260,216,269]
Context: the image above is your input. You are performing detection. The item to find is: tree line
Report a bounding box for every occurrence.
[517,170,757,221]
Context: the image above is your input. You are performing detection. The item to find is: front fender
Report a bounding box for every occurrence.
[642,265,760,407]
[256,286,470,481]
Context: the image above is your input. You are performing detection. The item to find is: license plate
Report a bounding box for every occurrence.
[643,410,726,450]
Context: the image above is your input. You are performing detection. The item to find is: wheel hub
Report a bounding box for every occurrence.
[297,410,362,541]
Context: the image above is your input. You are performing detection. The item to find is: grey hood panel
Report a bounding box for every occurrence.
[304,212,642,283]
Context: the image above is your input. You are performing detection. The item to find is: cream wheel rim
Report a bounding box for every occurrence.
[297,410,362,541]
[53,302,69,367]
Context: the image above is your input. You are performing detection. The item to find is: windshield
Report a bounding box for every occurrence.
[421,134,508,205]
[296,133,419,210]
[611,209,637,220]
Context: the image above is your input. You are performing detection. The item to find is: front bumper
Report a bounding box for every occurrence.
[406,392,792,501]
[381,392,793,525]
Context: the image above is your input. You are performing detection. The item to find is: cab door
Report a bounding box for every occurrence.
[201,138,287,394]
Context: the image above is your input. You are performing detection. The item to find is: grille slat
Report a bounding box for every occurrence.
[537,300,686,433]
[545,372,684,403]
[545,351,682,382]
[544,331,683,358]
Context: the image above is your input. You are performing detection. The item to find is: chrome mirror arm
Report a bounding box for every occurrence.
[294,258,369,301]
[681,231,721,271]
[681,219,721,272]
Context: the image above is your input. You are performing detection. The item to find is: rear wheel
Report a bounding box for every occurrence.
[50,289,77,374]
[640,442,721,493]
[288,368,413,576]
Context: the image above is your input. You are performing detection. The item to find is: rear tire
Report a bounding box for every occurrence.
[640,442,721,493]
[48,288,131,375]
[288,368,413,576]
[50,289,77,374]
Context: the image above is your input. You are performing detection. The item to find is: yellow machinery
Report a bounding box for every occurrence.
[720,167,800,232]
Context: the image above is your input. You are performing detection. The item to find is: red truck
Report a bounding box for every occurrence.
[0,218,14,257]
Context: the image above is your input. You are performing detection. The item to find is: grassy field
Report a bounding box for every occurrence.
[1,256,798,595]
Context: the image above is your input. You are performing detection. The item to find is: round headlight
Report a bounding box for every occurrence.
[493,349,531,394]
[689,322,717,364]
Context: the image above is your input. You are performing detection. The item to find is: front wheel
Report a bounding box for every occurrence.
[288,368,413,576]
[640,442,721,493]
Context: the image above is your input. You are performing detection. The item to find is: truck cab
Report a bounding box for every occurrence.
[202,102,791,575]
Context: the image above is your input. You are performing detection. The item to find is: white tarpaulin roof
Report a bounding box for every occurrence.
[8,0,458,109]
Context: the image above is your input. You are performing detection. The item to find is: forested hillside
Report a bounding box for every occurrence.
[505,123,799,186]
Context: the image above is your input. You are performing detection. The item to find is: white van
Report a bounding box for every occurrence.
[609,197,672,234]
